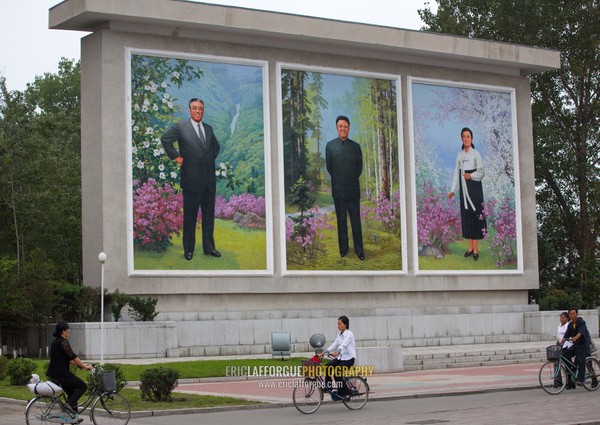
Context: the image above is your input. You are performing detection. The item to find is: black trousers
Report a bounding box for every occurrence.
[182,187,216,254]
[56,373,87,409]
[333,198,363,255]
[563,345,587,384]
[324,358,355,394]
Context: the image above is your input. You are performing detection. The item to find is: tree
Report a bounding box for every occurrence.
[0,77,33,272]
[419,0,600,307]
[1,59,83,283]
[371,79,395,199]
[130,55,203,187]
[0,59,87,352]
[282,70,312,189]
[0,257,33,350]
[307,72,328,154]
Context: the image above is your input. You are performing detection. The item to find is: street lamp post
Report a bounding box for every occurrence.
[98,252,107,363]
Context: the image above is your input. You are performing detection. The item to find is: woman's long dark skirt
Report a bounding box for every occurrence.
[458,169,487,240]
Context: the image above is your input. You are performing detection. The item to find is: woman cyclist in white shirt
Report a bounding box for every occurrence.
[318,315,356,400]
[557,311,572,347]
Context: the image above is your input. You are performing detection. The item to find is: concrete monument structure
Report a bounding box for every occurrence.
[49,0,563,359]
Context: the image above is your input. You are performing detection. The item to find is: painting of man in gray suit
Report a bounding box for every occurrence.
[161,98,221,260]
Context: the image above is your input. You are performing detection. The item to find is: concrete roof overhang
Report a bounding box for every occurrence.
[49,0,561,76]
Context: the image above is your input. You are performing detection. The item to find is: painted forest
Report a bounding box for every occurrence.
[281,69,403,271]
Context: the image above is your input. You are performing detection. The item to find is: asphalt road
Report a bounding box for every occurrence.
[4,388,600,425]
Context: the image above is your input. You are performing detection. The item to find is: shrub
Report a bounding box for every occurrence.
[416,181,461,253]
[539,289,582,311]
[0,356,8,380]
[87,363,127,394]
[361,191,401,235]
[55,284,102,323]
[482,197,517,267]
[286,206,334,260]
[214,193,266,219]
[110,289,131,322]
[7,357,36,386]
[133,178,183,252]
[128,296,159,321]
[139,367,179,402]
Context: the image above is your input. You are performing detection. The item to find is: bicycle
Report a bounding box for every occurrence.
[539,344,600,395]
[25,366,131,424]
[292,356,370,414]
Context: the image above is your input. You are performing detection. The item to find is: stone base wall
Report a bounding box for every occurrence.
[26,306,598,360]
[525,309,599,341]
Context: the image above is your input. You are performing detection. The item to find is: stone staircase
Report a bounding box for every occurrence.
[402,341,550,371]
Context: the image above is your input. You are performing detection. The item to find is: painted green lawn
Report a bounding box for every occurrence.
[287,217,402,271]
[418,239,518,271]
[134,219,267,270]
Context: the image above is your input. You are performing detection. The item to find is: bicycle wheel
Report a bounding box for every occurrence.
[342,376,369,410]
[91,392,131,425]
[25,396,64,424]
[539,360,567,395]
[292,378,323,414]
[583,357,600,391]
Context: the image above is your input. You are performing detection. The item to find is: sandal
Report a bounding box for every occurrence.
[464,250,473,257]
[473,253,479,261]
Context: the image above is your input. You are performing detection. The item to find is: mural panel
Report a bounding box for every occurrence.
[410,79,522,274]
[128,52,271,274]
[279,66,405,274]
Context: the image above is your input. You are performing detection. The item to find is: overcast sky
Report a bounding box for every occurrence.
[0,0,435,92]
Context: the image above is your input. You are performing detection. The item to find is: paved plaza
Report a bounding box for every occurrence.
[3,342,600,424]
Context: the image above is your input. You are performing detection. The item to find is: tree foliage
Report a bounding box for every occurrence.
[419,0,600,307]
[282,70,311,190]
[0,59,82,281]
[131,55,202,187]
[0,59,95,351]
[127,296,159,322]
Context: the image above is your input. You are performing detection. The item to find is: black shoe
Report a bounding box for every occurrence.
[204,249,221,257]
[341,250,347,258]
[464,250,473,257]
[473,253,479,261]
[356,252,365,261]
[184,252,193,260]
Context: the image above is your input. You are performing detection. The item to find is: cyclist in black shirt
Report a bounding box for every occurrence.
[559,308,589,388]
[47,322,93,412]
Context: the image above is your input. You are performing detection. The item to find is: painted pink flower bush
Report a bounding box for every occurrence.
[133,178,183,252]
[286,206,334,258]
[482,198,517,267]
[214,193,266,219]
[361,191,401,235]
[417,181,461,253]
[371,192,400,235]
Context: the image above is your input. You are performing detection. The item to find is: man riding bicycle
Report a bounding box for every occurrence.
[559,308,590,389]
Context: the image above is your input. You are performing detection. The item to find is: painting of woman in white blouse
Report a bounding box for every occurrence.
[447,127,487,261]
